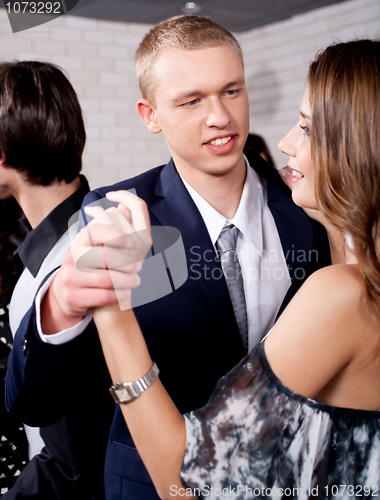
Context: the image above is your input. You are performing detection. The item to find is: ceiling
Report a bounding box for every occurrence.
[69,0,347,33]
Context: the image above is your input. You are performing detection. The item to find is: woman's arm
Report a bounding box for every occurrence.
[85,192,193,500]
[93,305,189,500]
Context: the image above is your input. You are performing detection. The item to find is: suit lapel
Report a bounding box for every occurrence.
[150,161,237,334]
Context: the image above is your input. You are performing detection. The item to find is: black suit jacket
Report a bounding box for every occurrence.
[6,156,330,500]
[4,177,113,500]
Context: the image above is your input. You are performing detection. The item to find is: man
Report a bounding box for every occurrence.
[6,17,330,500]
[2,61,114,499]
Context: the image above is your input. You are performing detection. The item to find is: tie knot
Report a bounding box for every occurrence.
[216,224,239,254]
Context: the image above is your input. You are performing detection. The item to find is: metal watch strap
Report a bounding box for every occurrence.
[109,362,159,404]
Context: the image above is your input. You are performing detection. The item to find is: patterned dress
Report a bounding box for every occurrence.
[181,343,380,499]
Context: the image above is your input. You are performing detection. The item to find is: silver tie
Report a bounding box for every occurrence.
[216,224,248,353]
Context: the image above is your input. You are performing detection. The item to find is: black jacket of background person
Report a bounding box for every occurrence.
[4,177,114,500]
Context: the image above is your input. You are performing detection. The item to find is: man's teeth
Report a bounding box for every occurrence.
[292,170,303,178]
[209,136,232,146]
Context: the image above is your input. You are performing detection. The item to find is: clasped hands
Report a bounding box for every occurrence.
[43,191,152,334]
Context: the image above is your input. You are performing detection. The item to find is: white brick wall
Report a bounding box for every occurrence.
[0,12,169,188]
[0,0,379,188]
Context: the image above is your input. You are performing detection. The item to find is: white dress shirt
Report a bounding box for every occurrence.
[181,160,291,350]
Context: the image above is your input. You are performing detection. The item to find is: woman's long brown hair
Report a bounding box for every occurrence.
[308,39,380,307]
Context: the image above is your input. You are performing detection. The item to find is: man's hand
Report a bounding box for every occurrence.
[41,191,152,334]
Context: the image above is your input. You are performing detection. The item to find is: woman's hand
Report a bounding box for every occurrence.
[84,190,152,314]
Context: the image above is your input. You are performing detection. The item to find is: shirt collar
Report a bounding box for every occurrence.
[231,157,264,253]
[180,157,264,253]
[16,175,90,277]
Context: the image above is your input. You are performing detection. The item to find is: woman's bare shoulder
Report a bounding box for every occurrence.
[265,264,375,398]
[271,264,368,347]
[298,264,368,311]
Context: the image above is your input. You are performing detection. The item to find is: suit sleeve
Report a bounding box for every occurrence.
[5,304,103,425]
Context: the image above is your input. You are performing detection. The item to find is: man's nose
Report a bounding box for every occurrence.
[206,98,231,128]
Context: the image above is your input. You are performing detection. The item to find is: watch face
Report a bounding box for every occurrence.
[115,385,133,403]
[110,382,136,404]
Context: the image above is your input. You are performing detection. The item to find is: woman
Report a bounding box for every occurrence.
[87,40,380,499]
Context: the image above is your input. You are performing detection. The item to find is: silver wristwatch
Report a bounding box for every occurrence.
[109,362,160,404]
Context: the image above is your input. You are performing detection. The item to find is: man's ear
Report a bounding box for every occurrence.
[0,152,6,166]
[136,99,161,134]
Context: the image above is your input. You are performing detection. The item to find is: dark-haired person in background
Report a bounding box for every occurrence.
[244,132,276,168]
[1,61,113,499]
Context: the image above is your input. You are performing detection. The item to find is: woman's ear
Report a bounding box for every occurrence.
[0,152,6,166]
[136,99,161,134]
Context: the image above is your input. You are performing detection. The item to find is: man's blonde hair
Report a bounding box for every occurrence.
[135,15,244,104]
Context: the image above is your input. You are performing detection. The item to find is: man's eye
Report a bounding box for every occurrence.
[182,99,199,108]
[224,89,239,97]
